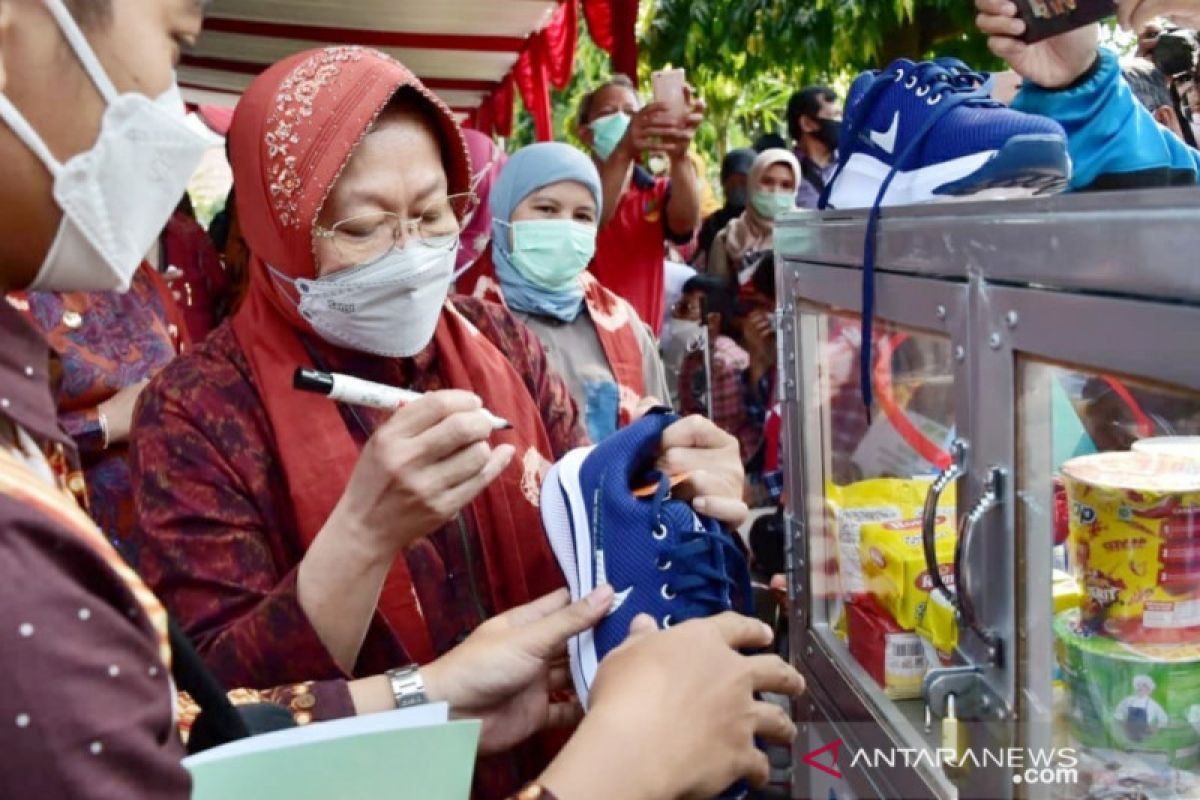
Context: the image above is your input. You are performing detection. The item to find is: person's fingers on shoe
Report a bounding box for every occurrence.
[545,699,585,730]
[517,586,614,657]
[627,613,659,639]
[692,495,750,528]
[548,664,573,693]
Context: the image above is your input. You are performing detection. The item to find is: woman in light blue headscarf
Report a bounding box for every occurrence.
[488,142,670,443]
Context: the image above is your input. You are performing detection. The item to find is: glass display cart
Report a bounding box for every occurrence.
[775,189,1200,800]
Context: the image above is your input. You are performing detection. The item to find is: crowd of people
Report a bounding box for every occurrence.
[2,0,1200,797]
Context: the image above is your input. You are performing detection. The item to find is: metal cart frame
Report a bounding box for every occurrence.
[775,188,1200,799]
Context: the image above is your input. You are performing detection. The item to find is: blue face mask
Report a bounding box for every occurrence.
[590,112,631,161]
[751,190,796,220]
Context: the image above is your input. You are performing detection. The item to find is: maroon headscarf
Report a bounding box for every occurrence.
[456,129,508,286]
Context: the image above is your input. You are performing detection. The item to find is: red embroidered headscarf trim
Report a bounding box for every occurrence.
[228,47,560,664]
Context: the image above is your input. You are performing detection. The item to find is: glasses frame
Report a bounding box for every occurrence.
[313,192,479,260]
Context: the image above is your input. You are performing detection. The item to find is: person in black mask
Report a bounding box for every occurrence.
[786,85,843,209]
[694,148,757,267]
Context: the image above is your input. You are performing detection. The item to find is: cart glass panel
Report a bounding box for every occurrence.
[799,303,960,775]
[1017,359,1200,798]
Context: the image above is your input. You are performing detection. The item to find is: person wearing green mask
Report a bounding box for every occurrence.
[483,142,671,443]
[705,149,801,287]
[573,74,705,338]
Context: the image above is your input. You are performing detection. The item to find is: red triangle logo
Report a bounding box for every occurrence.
[802,738,844,779]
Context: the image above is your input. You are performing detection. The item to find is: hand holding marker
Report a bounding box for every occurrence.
[293,367,513,431]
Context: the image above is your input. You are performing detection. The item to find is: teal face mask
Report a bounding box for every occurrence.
[590,112,631,161]
[506,219,598,291]
[751,190,796,220]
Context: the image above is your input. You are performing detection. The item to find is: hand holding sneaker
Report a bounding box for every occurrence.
[537,612,805,800]
[421,587,614,755]
[656,414,749,528]
[541,410,754,709]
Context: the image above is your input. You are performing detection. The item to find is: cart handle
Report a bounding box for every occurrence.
[921,438,968,605]
[955,466,1005,662]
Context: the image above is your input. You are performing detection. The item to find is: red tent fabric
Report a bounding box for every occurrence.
[582,0,639,80]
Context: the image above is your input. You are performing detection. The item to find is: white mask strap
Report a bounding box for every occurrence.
[0,93,64,176]
[42,0,121,104]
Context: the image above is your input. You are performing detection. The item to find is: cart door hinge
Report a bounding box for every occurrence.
[774,308,798,403]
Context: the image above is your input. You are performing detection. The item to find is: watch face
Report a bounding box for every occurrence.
[388,666,428,709]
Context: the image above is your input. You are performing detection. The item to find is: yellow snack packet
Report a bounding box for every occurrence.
[917,582,958,655]
[825,478,956,598]
[859,515,956,631]
[1052,569,1083,615]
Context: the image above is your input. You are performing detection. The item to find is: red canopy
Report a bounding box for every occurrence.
[180,0,639,141]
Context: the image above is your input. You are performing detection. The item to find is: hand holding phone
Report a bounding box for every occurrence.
[1014,0,1116,43]
[977,0,1102,89]
[651,68,688,124]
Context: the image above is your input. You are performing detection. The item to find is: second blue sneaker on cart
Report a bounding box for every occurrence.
[540,409,752,709]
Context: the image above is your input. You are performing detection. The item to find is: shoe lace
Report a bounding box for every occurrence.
[648,474,750,626]
[933,57,995,93]
[819,61,999,411]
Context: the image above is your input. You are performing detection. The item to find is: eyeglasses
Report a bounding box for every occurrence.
[314,192,478,265]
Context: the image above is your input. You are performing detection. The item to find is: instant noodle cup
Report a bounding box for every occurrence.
[1062,451,1200,643]
[1134,437,1200,461]
[1055,609,1200,768]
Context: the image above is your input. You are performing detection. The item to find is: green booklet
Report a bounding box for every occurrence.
[185,703,480,800]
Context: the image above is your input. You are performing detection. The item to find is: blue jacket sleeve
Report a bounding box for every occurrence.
[1012,48,1200,191]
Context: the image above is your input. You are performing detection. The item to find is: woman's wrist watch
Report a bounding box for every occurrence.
[385,665,429,709]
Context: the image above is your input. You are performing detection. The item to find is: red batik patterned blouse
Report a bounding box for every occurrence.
[7,263,187,548]
[130,296,585,687]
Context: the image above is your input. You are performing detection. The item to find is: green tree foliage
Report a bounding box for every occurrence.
[640,0,997,155]
[645,0,994,83]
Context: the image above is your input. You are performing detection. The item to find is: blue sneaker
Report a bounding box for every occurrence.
[540,409,752,709]
[818,59,1070,414]
[821,58,1070,209]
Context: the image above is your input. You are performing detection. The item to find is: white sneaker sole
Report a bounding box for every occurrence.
[826,150,999,208]
[540,445,598,708]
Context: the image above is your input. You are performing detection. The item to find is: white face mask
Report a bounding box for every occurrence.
[276,242,457,358]
[0,0,216,292]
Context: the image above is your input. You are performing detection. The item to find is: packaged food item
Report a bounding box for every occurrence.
[1053,569,1083,615]
[1062,451,1200,643]
[847,595,928,700]
[825,478,956,598]
[1134,437,1200,461]
[1055,609,1200,769]
[859,514,955,631]
[915,584,958,656]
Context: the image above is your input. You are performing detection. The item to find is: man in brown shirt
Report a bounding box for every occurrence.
[0,2,803,799]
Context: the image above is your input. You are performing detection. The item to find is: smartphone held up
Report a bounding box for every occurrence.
[651,68,688,123]
[1013,0,1117,42]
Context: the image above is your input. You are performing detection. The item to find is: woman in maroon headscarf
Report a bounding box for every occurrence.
[455,128,507,285]
[129,47,747,798]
